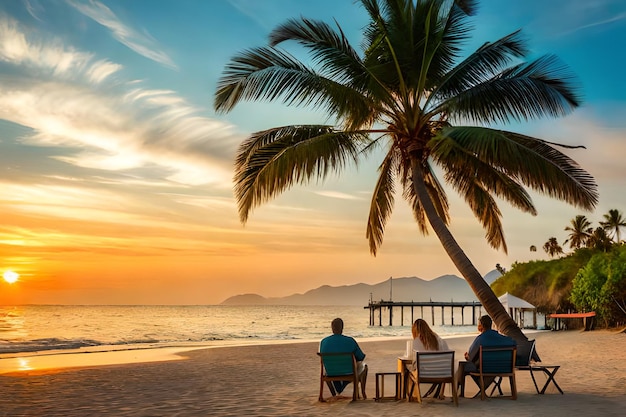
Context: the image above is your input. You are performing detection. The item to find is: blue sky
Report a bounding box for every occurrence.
[0,0,625,305]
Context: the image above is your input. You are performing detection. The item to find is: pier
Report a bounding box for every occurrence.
[365,300,483,327]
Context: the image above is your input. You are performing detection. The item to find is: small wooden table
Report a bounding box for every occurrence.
[397,356,412,399]
[375,372,402,401]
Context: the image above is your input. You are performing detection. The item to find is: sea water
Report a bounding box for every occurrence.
[0,305,481,356]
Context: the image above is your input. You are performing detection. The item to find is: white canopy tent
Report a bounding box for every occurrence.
[498,292,537,329]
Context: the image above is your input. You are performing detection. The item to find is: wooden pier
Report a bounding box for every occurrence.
[365,300,483,327]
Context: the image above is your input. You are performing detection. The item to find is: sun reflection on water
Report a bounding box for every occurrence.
[17,358,33,372]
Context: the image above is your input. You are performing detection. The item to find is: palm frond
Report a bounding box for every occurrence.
[427,30,527,108]
[366,148,399,255]
[447,173,508,251]
[430,131,537,214]
[214,47,375,128]
[435,54,581,124]
[435,127,598,210]
[268,18,366,87]
[424,0,474,86]
[454,0,478,16]
[234,126,370,223]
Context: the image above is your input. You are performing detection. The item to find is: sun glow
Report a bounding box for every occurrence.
[3,270,19,284]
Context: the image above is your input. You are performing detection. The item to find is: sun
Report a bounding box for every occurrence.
[3,270,19,284]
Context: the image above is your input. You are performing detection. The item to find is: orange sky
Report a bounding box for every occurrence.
[1,1,626,305]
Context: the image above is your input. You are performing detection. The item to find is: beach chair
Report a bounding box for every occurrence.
[515,339,563,394]
[407,351,458,406]
[469,346,517,400]
[318,352,367,402]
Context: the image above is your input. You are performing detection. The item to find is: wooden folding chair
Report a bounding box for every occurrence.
[515,339,563,394]
[318,352,367,402]
[407,351,458,406]
[470,346,517,400]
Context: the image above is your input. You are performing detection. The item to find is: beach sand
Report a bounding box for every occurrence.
[1,330,624,416]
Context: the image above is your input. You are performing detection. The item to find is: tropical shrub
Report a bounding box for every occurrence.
[570,245,626,327]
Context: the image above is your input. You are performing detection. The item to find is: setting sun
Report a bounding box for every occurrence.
[3,270,19,284]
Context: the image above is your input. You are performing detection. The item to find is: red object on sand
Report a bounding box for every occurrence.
[548,312,596,318]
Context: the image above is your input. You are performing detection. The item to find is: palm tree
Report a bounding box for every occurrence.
[564,214,593,249]
[543,237,564,258]
[214,0,598,341]
[588,227,613,252]
[600,209,626,243]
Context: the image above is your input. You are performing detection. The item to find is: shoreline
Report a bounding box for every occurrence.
[1,329,548,376]
[0,336,405,375]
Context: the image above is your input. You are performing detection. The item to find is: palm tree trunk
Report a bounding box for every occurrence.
[410,157,527,343]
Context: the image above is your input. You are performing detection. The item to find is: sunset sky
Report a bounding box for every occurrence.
[1,0,625,305]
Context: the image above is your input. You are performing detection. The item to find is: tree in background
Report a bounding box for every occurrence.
[600,209,626,244]
[588,227,613,252]
[571,246,626,327]
[564,214,593,249]
[214,0,598,342]
[543,237,564,258]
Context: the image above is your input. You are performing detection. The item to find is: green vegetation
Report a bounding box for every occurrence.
[494,209,626,328]
[571,245,626,327]
[492,248,595,313]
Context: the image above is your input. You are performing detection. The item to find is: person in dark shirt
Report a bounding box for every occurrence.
[465,315,516,367]
[457,315,516,394]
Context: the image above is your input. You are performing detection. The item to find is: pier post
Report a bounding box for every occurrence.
[472,305,477,325]
[431,306,435,325]
[451,305,454,326]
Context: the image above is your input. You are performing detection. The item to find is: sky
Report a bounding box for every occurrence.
[0,0,625,305]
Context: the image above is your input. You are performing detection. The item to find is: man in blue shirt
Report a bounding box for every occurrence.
[457,315,516,395]
[319,317,366,394]
[464,315,516,366]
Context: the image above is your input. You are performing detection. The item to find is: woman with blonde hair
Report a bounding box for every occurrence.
[409,319,450,399]
[411,318,449,351]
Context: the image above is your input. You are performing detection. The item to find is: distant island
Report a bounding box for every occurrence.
[221,271,501,306]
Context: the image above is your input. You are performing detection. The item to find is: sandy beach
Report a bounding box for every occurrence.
[1,330,625,416]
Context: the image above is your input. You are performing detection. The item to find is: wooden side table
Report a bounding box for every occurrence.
[375,372,402,401]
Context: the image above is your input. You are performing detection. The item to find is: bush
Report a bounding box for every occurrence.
[571,246,626,327]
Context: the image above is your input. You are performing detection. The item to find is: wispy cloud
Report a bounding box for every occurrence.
[66,0,177,70]
[0,16,95,79]
[561,11,626,35]
[0,14,239,188]
[314,190,362,200]
[227,0,277,31]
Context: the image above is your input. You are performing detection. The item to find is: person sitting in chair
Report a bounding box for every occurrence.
[457,315,515,395]
[319,317,366,395]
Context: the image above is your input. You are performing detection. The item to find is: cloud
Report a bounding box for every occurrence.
[561,12,626,36]
[314,190,362,200]
[0,14,240,188]
[66,0,177,70]
[0,16,95,79]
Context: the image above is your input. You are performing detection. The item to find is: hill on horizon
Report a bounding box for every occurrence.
[221,272,499,306]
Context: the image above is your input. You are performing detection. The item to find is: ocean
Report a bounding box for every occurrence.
[0,305,482,357]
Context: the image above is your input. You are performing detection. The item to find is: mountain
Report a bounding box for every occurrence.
[220,272,496,306]
[483,269,502,285]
